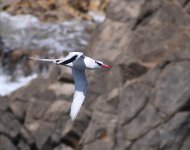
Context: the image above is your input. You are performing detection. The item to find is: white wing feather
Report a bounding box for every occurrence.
[70,68,88,120]
[28,52,84,64]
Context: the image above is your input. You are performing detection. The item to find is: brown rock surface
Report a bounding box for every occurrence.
[0,0,109,22]
[81,0,190,150]
[1,0,190,150]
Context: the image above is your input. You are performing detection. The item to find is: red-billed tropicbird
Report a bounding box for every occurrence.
[29,52,111,120]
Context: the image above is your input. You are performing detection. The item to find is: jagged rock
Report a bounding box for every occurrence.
[92,88,119,114]
[0,36,4,57]
[9,77,56,119]
[0,110,22,139]
[118,81,151,126]
[26,120,55,149]
[81,111,117,150]
[48,82,74,99]
[17,140,30,150]
[59,108,91,148]
[81,0,190,150]
[119,62,149,83]
[4,70,91,149]
[55,144,74,150]
[154,61,190,116]
[106,0,143,22]
[0,0,108,22]
[0,96,9,112]
[43,100,71,122]
[20,126,35,146]
[0,135,17,150]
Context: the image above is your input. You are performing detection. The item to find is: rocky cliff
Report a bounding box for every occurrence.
[1,0,190,150]
[0,0,108,22]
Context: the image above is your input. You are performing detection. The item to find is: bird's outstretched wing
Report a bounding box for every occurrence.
[28,52,84,65]
[70,68,88,120]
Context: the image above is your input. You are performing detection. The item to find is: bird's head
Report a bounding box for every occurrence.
[95,60,112,69]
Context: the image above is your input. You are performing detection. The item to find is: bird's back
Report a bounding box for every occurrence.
[72,55,87,70]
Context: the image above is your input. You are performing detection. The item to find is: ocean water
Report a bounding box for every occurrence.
[0,12,93,52]
[0,73,37,96]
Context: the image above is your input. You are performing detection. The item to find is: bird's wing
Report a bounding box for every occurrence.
[56,52,84,65]
[28,52,84,65]
[70,68,88,120]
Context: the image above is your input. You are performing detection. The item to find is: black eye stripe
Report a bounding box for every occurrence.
[59,55,78,65]
[95,61,102,66]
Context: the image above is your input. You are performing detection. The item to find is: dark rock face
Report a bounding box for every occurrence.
[1,0,190,150]
[81,0,190,150]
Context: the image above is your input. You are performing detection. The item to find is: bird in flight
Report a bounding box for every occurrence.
[28,52,111,120]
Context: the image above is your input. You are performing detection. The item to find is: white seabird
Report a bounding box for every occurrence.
[29,52,112,120]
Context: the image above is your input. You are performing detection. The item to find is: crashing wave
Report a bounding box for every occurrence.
[0,12,93,52]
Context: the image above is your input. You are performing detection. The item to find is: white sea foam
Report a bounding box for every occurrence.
[0,12,92,52]
[0,74,37,96]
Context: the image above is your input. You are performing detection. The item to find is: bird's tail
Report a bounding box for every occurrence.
[28,57,54,62]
